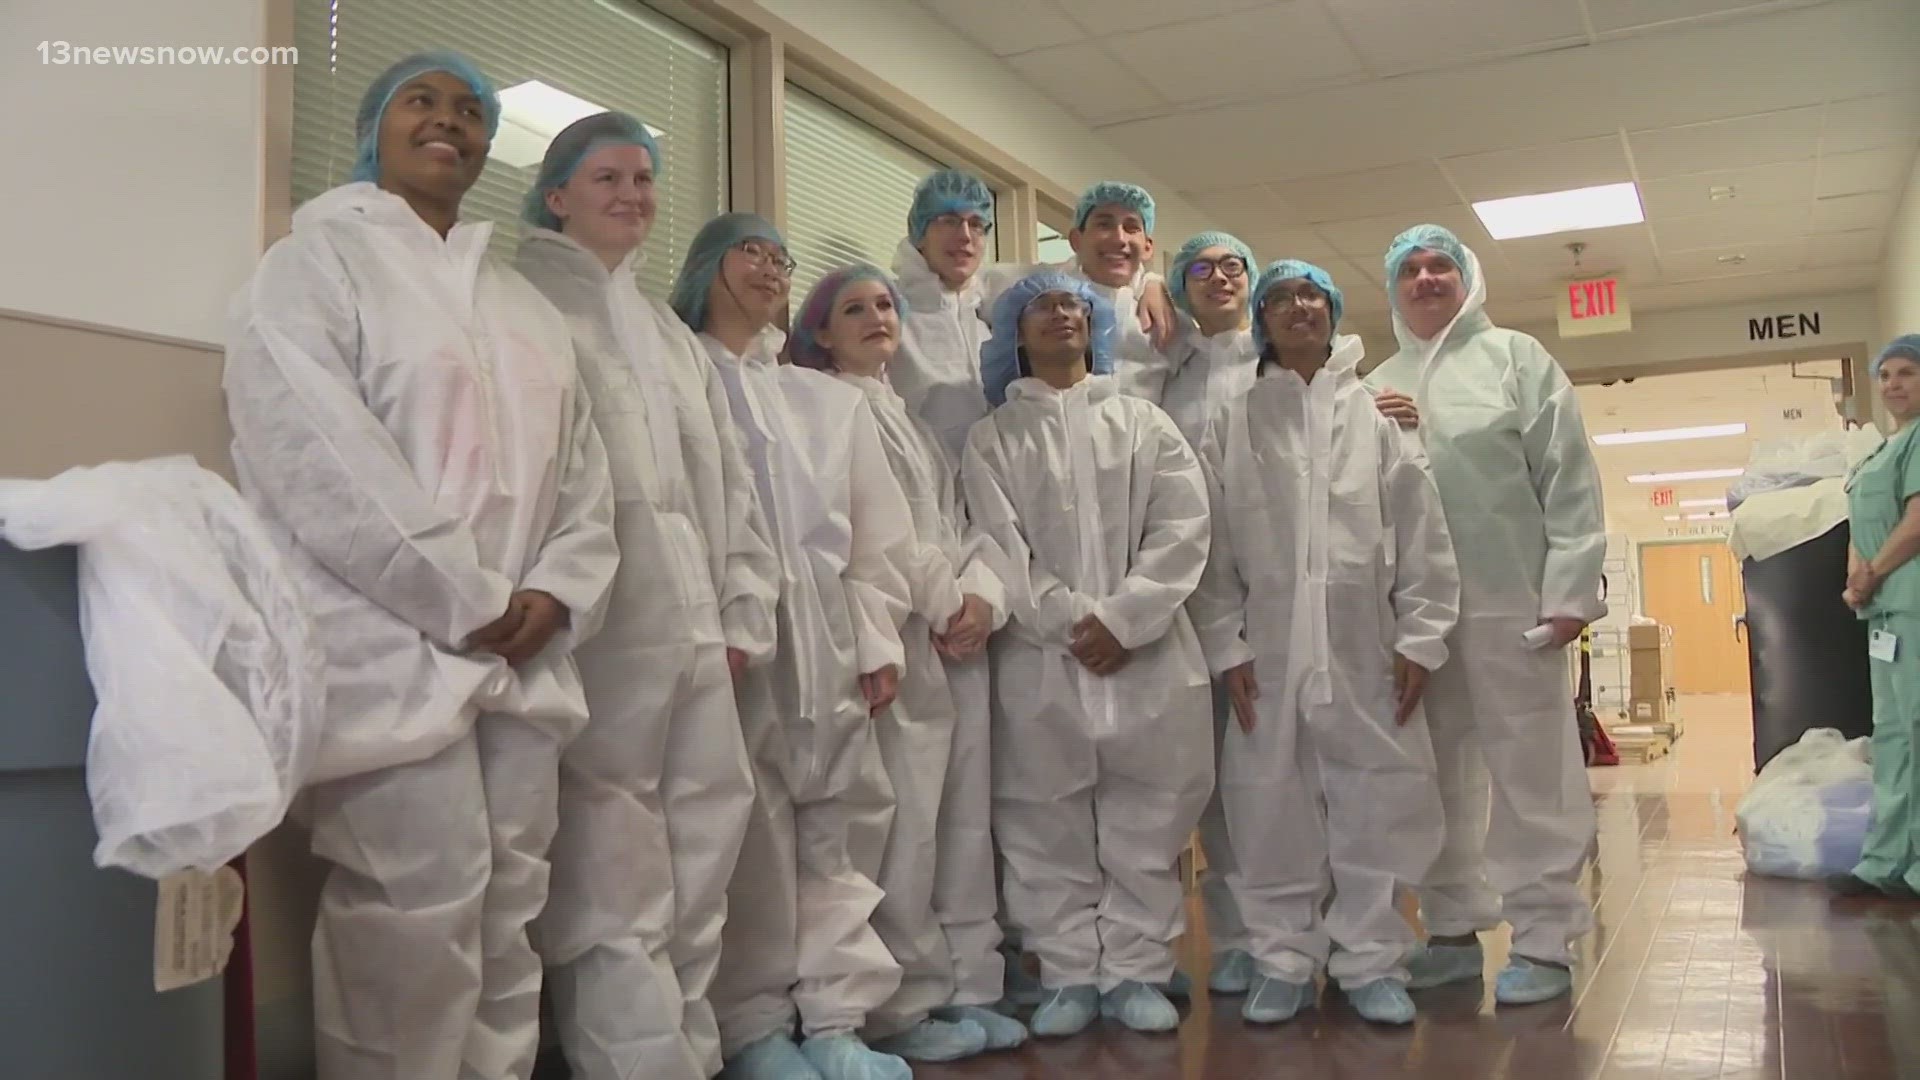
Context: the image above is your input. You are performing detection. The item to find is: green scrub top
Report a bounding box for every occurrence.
[1848,421,1920,617]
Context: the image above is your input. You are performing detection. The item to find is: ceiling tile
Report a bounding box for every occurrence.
[1816,146,1916,198]
[1822,90,1920,155]
[1313,205,1496,262]
[1585,0,1826,35]
[1111,4,1362,106]
[921,0,1086,56]
[1637,161,1817,219]
[1235,227,1341,264]
[1324,0,1588,75]
[1005,42,1168,121]
[1273,161,1463,223]
[1804,229,1886,269]
[1212,208,1321,243]
[1500,224,1663,284]
[1660,240,1806,282]
[1811,190,1900,233]
[1440,135,1634,203]
[1627,105,1824,178]
[1651,199,1812,253]
[1187,184,1288,212]
[1051,0,1275,36]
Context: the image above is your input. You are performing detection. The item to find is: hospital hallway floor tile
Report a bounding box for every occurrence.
[914,695,1920,1079]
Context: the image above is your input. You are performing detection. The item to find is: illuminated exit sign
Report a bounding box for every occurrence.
[1558,276,1632,338]
[1650,487,1676,508]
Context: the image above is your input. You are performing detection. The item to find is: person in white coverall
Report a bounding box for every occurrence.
[1189,259,1460,1028]
[961,270,1214,1038]
[222,51,618,1080]
[670,212,921,1080]
[789,265,1030,1057]
[514,112,782,1080]
[1363,224,1607,1007]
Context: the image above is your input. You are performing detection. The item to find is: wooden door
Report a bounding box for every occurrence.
[1639,540,1751,695]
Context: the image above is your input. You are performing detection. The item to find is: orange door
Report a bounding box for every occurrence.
[1639,540,1751,695]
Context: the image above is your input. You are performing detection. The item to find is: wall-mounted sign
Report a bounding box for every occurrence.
[1559,277,1632,338]
[1650,487,1676,509]
[1747,311,1822,342]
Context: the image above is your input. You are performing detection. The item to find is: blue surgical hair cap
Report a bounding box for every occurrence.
[1875,334,1920,377]
[669,212,787,332]
[1384,223,1475,297]
[521,111,663,232]
[350,50,500,184]
[1169,231,1257,318]
[1250,260,1345,358]
[789,264,909,370]
[1073,181,1156,236]
[908,169,996,246]
[980,270,1117,407]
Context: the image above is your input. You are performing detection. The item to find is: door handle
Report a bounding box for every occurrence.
[1733,613,1748,643]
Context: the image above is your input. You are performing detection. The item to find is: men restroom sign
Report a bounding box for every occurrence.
[1747,311,1822,342]
[1558,277,1632,338]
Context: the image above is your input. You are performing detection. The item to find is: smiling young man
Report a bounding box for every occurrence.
[223,51,618,1080]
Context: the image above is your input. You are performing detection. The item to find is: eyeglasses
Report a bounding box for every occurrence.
[734,240,797,276]
[1185,256,1248,281]
[931,212,993,238]
[1261,285,1330,309]
[1023,293,1090,317]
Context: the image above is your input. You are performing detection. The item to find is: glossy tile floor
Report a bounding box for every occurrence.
[916,695,1920,1080]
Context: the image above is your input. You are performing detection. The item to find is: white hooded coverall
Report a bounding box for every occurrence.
[701,329,919,1051]
[888,239,992,465]
[838,373,1010,1032]
[223,183,618,1080]
[980,262,1175,406]
[960,374,1214,992]
[1363,248,1607,967]
[514,229,781,1080]
[1189,335,1460,988]
[1158,323,1260,965]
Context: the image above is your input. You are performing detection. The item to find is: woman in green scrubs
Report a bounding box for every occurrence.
[1837,333,1920,899]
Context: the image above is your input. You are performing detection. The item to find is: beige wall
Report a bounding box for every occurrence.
[0,311,232,480]
[1876,153,1920,430]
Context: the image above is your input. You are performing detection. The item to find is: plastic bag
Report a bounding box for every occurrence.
[1726,427,1883,510]
[0,456,324,878]
[1735,728,1875,881]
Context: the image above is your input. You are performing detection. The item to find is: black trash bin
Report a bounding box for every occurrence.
[0,540,225,1079]
[1740,522,1875,771]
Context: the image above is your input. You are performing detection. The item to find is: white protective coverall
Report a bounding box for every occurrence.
[1188,335,1460,988]
[1158,322,1260,969]
[960,374,1214,992]
[515,229,781,1079]
[1362,248,1607,966]
[700,328,920,1050]
[222,182,619,1080]
[838,372,1011,1031]
[888,239,992,464]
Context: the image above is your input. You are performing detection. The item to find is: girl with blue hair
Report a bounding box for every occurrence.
[672,215,928,1080]
[514,113,782,1080]
[224,52,620,1079]
[790,266,1030,1060]
[959,270,1214,1038]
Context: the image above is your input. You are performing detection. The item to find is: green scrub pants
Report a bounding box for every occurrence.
[1858,612,1920,891]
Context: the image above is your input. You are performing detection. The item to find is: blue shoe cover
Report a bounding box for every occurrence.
[935,1005,1029,1050]
[722,1034,822,1080]
[1029,985,1099,1037]
[1099,981,1180,1033]
[1209,950,1255,995]
[1347,979,1416,1025]
[1406,941,1484,990]
[798,1033,910,1080]
[1240,975,1313,1024]
[1494,957,1573,1005]
[871,1018,987,1062]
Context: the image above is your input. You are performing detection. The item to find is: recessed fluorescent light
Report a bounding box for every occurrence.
[1678,498,1727,508]
[1628,468,1746,484]
[1470,182,1645,241]
[1592,422,1747,446]
[1717,254,1748,265]
[489,80,664,169]
[1708,185,1737,202]
[1664,511,1728,521]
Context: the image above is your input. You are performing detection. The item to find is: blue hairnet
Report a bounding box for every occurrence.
[1250,259,1345,358]
[521,111,662,231]
[1875,334,1920,377]
[1168,231,1257,317]
[669,212,787,331]
[1384,223,1475,296]
[350,50,500,184]
[1073,181,1156,236]
[908,169,995,245]
[789,264,909,370]
[980,270,1117,407]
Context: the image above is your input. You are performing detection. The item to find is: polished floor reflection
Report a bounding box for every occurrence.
[917,695,1920,1080]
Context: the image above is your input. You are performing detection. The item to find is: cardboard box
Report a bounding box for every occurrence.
[1627,623,1669,650]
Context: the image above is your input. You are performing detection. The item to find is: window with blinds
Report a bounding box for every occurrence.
[782,86,997,301]
[290,0,727,298]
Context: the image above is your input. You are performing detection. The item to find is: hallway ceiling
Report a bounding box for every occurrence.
[919,0,1920,330]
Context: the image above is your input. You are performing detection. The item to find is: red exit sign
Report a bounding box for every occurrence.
[1558,276,1632,338]
[1650,487,1676,508]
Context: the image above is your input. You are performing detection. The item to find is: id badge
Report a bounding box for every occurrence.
[1870,629,1898,663]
